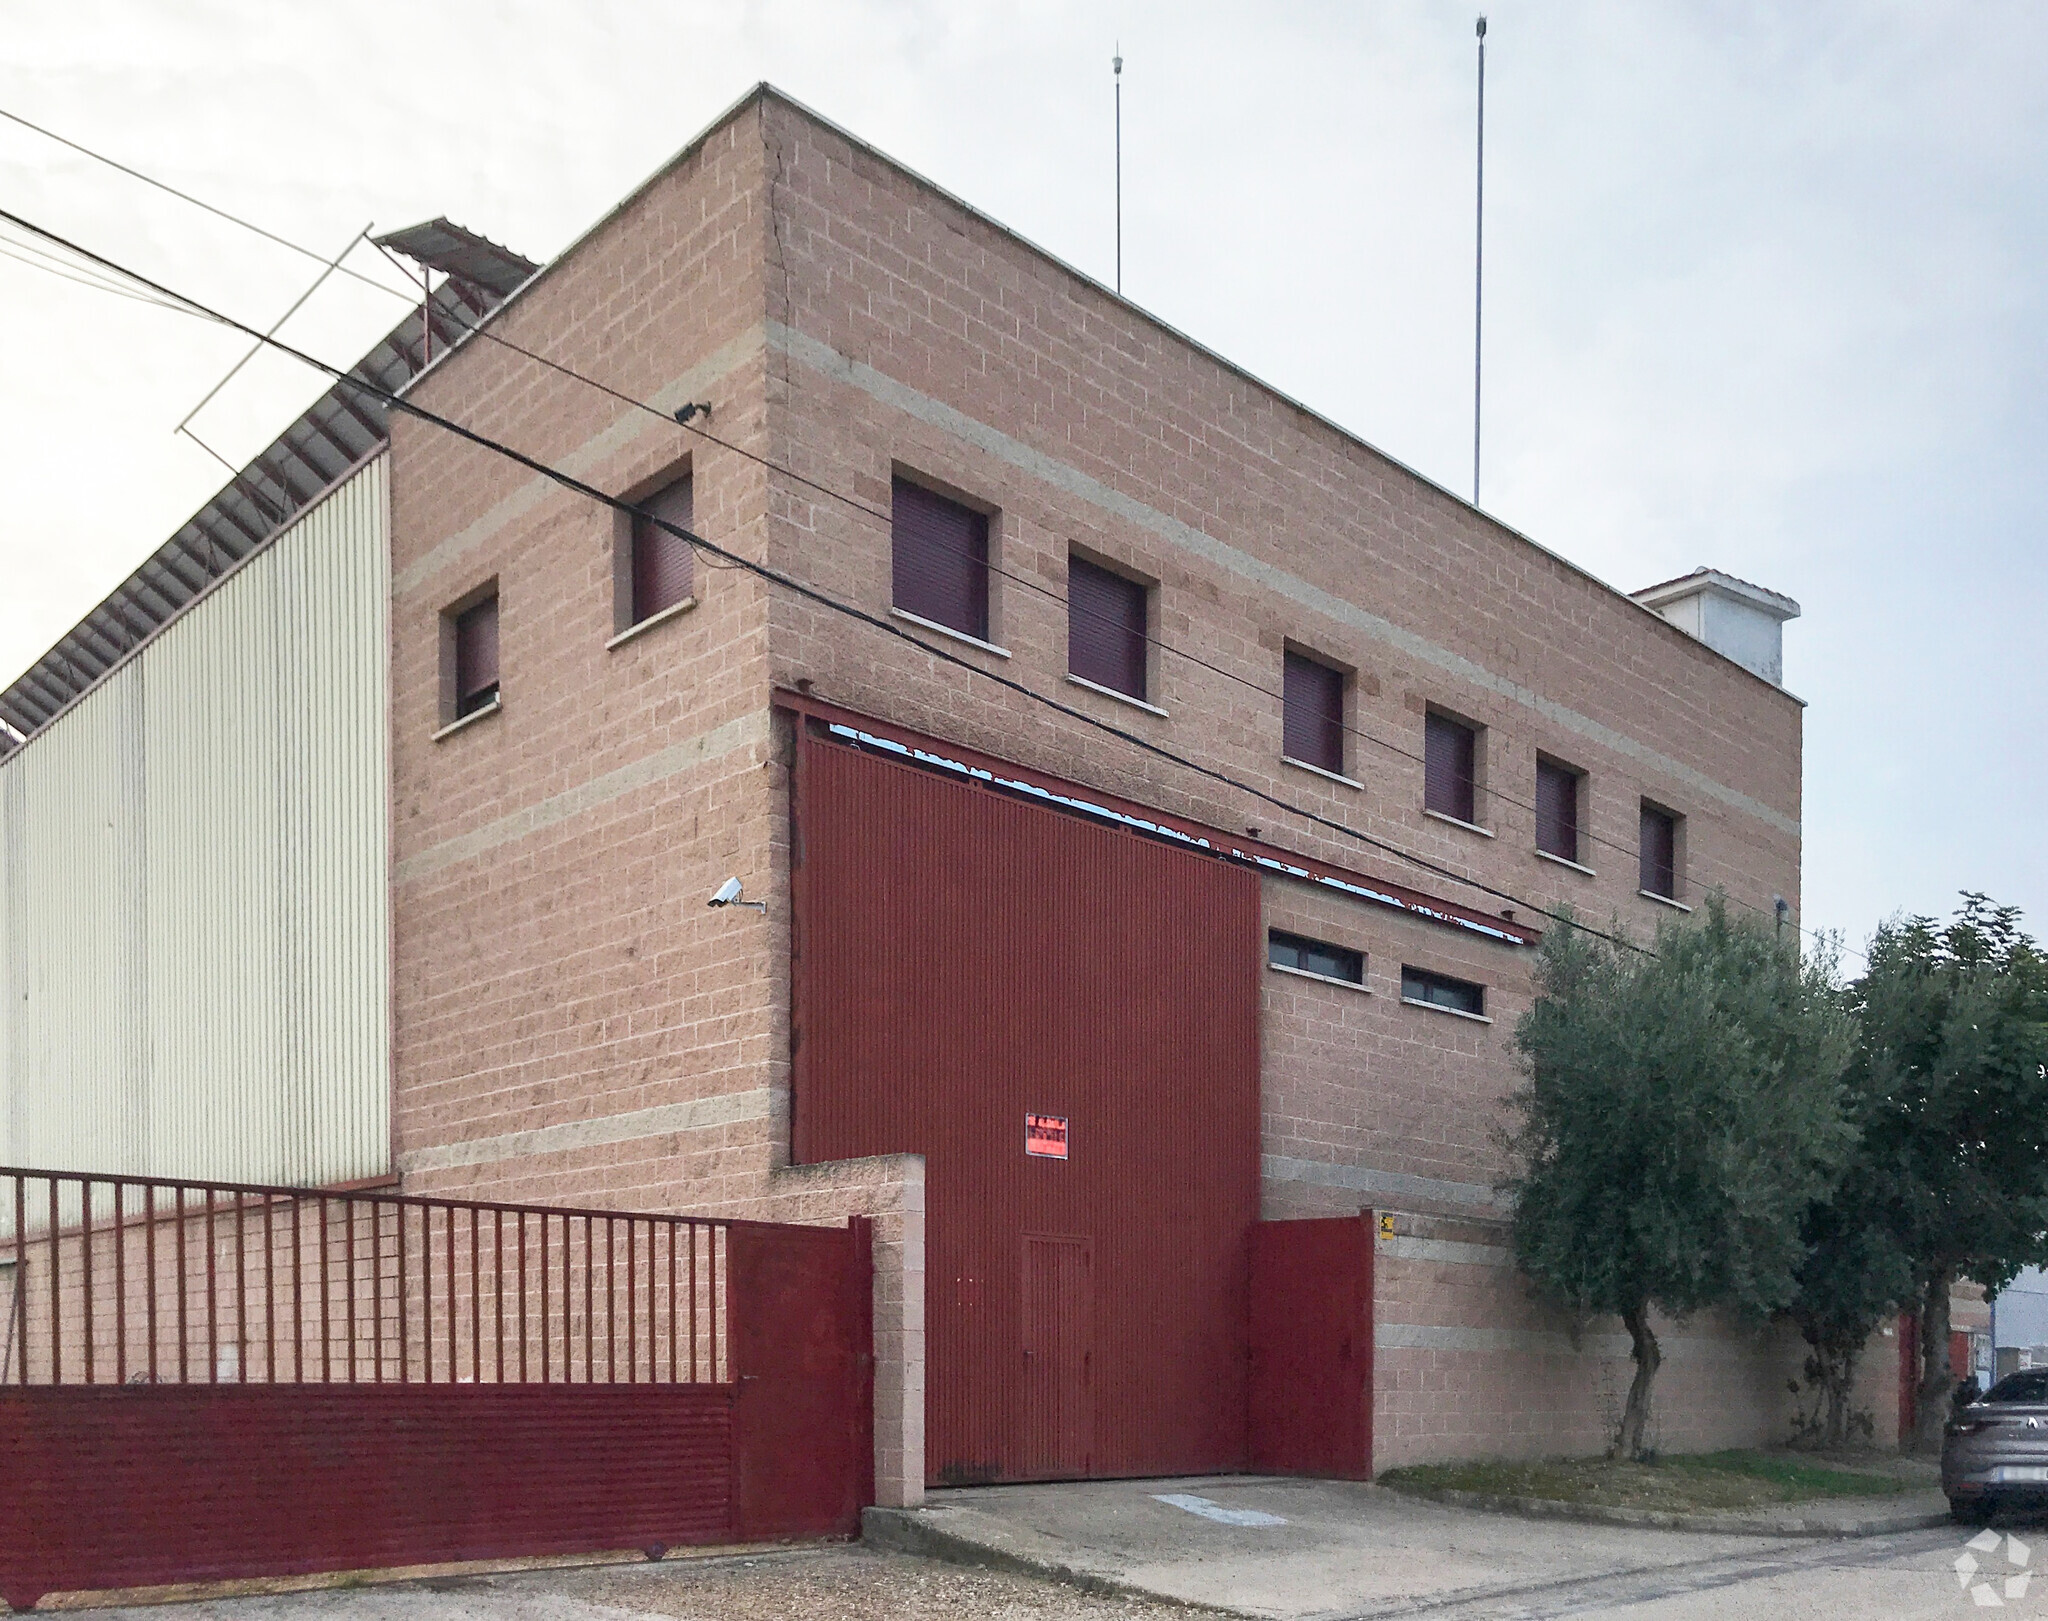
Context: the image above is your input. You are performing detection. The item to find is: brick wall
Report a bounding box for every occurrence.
[749,90,1807,1463]
[386,85,1813,1479]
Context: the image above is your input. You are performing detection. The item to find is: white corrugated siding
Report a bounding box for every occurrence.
[0,456,389,1188]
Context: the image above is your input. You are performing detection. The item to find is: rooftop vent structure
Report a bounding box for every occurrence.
[1630,568,1801,687]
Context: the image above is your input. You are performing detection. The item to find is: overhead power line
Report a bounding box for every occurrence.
[0,99,1819,944]
[0,199,1668,954]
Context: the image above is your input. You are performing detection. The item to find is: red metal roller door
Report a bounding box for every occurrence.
[793,729,1259,1484]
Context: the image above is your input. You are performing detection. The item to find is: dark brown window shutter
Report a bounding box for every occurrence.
[1640,804,1677,898]
[1067,556,1148,700]
[1536,759,1580,862]
[1424,712,1476,823]
[455,596,499,717]
[892,478,989,640]
[632,477,694,623]
[1283,652,1345,774]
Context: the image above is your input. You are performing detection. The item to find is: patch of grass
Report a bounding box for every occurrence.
[1379,1448,1910,1514]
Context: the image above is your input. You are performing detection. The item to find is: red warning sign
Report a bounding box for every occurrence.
[1026,1113,1069,1160]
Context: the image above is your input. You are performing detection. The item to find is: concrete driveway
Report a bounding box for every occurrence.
[867,1474,1948,1618]
[57,1488,2036,1621]
[50,1472,2020,1621]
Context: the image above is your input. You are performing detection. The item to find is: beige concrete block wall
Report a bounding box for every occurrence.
[1372,1210,1810,1467]
[382,83,1814,1487]
[753,91,1802,950]
[386,101,936,1505]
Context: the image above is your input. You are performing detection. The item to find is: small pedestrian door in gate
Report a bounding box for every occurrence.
[1021,1234,1093,1478]
[1248,1215,1373,1478]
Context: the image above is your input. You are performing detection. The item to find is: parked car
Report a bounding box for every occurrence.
[1944,1370,2048,1521]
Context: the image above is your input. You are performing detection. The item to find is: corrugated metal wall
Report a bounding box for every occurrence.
[793,728,1260,1484]
[0,457,390,1186]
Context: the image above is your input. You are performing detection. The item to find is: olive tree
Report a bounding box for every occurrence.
[1784,1175,1916,1448]
[1503,897,1855,1460]
[1848,896,2048,1452]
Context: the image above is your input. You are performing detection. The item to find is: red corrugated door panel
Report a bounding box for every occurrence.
[1020,1235,1094,1479]
[792,727,1258,1484]
[1248,1217,1373,1478]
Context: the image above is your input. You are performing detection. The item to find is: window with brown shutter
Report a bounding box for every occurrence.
[1640,802,1680,899]
[892,477,989,641]
[1424,710,1478,824]
[1536,757,1582,863]
[454,595,499,719]
[1283,651,1346,775]
[629,476,694,625]
[1067,555,1149,701]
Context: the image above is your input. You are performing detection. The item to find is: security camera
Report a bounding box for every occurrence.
[707,877,766,913]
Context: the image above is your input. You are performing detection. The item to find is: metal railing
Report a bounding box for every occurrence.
[0,1167,728,1387]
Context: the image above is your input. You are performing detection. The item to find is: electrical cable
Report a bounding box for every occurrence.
[0,200,1663,954]
[0,100,1826,948]
[0,231,194,311]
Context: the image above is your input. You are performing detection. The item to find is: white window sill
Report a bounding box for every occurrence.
[891,606,1012,658]
[1282,756,1362,790]
[432,697,501,742]
[1401,995,1493,1025]
[1424,808,1495,839]
[1065,673,1167,718]
[1536,849,1597,877]
[607,595,698,649]
[1639,889,1693,913]
[1269,962,1373,994]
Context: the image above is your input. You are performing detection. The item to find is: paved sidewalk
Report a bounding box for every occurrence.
[867,1476,1811,1618]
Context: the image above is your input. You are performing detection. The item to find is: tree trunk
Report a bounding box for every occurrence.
[1614,1303,1662,1461]
[1821,1338,1862,1449]
[1912,1269,1954,1455]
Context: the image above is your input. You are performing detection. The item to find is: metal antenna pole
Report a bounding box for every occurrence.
[1114,45,1124,294]
[1474,15,1487,506]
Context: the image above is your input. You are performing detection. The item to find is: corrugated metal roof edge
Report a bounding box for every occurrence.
[0,449,388,772]
[401,82,1804,707]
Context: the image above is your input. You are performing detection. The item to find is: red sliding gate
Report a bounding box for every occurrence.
[0,1167,872,1611]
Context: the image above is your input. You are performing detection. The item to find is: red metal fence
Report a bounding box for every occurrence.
[0,1167,872,1610]
[3,1169,729,1388]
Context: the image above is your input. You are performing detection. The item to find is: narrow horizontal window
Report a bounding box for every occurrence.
[1068,555,1149,701]
[1639,802,1680,900]
[453,594,499,719]
[629,476,694,625]
[1402,965,1485,1017]
[1283,651,1346,775]
[1268,929,1365,985]
[1536,757,1581,863]
[892,477,989,641]
[1424,710,1478,824]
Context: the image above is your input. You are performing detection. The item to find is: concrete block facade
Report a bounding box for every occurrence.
[389,86,1812,1483]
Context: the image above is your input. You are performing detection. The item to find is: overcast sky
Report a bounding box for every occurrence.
[1,1,2040,959]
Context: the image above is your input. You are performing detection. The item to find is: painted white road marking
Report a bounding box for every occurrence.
[1151,1492,1287,1527]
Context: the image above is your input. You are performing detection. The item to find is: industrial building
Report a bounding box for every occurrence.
[2,87,1835,1502]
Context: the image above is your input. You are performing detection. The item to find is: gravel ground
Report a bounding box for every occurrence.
[560,1546,1190,1621]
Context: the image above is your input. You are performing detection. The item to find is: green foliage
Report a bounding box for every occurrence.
[1503,896,1856,1455]
[1506,896,1855,1325]
[1378,1449,1907,1513]
[1851,895,2048,1296]
[1844,894,2048,1445]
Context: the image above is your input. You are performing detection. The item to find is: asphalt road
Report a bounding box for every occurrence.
[74,1525,2041,1621]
